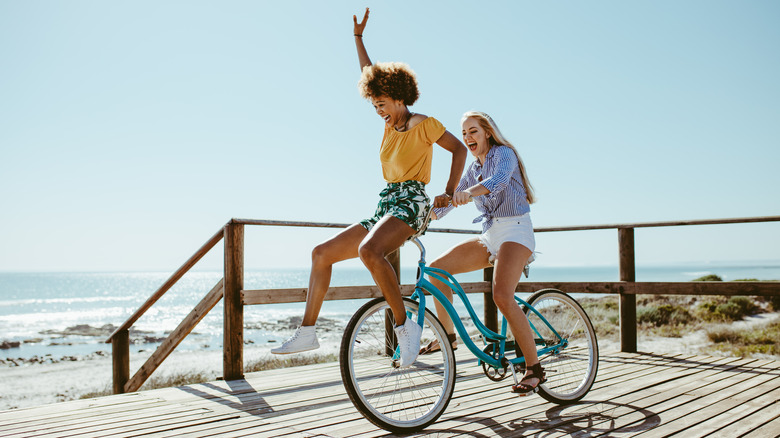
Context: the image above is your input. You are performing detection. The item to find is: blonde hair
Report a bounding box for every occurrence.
[461,111,536,204]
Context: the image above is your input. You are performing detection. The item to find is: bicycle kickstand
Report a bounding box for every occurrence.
[508,361,520,387]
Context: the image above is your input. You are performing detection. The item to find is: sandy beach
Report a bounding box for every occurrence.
[2,311,777,412]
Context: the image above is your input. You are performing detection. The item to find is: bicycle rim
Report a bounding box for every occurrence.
[339,297,456,433]
[524,289,599,404]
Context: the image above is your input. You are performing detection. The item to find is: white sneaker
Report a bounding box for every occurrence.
[271,326,319,354]
[394,317,422,367]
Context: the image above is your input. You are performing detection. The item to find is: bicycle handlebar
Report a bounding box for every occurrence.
[409,196,474,242]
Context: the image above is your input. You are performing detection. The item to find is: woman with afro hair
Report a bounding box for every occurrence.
[272,8,467,368]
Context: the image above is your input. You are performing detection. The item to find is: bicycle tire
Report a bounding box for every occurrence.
[339,296,456,433]
[523,289,599,404]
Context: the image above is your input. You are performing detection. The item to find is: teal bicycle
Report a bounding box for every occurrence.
[339,211,599,433]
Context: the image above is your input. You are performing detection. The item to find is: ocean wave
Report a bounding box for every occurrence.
[0,295,135,308]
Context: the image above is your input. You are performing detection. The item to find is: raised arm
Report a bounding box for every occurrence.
[353,8,372,71]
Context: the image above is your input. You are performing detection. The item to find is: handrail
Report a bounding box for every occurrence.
[533,215,780,232]
[241,281,779,305]
[231,215,780,234]
[109,214,780,394]
[123,279,225,393]
[105,227,224,343]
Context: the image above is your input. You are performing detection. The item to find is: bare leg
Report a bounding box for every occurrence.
[428,238,491,339]
[491,242,540,385]
[301,224,367,326]
[357,215,416,324]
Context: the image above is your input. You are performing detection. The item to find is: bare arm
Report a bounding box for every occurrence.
[353,8,372,71]
[432,131,468,208]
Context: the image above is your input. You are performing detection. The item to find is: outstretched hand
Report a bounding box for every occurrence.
[432,194,450,209]
[451,191,472,206]
[353,7,369,36]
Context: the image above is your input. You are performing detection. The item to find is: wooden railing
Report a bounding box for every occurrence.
[106,215,780,394]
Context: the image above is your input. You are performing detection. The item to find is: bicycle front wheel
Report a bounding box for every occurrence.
[524,289,599,404]
[339,297,456,433]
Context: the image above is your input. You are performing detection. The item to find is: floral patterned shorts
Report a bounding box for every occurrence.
[360,181,431,233]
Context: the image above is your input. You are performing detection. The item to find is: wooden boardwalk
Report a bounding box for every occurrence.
[1,350,778,437]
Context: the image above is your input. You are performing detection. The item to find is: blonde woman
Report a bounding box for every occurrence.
[424,111,544,394]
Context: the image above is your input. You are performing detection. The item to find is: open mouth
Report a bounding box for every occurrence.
[383,115,392,123]
[467,142,478,151]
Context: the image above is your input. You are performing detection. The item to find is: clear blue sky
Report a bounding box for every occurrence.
[1,1,778,272]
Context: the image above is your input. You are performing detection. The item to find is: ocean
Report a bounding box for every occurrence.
[2,263,779,360]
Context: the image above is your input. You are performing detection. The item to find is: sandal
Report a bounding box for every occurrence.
[512,363,547,395]
[419,333,458,355]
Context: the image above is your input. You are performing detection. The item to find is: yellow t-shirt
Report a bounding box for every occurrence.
[380,116,446,184]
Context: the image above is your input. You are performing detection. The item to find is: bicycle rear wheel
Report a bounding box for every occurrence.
[340,297,456,433]
[523,289,598,404]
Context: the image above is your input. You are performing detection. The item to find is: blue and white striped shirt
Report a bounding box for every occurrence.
[435,145,531,233]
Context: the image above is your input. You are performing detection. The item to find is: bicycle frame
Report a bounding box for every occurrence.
[407,237,567,370]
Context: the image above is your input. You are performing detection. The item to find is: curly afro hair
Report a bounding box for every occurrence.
[358,62,420,106]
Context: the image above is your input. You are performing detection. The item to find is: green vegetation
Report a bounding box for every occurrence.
[579,296,620,339]
[706,320,780,357]
[80,370,213,400]
[576,278,778,344]
[694,296,759,322]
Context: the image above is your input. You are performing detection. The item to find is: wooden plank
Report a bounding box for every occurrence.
[0,393,163,424]
[672,376,780,437]
[740,411,780,438]
[516,281,780,296]
[631,376,780,437]
[694,386,780,437]
[242,282,490,305]
[242,281,780,305]
[439,356,745,438]
[586,359,767,437]
[124,280,224,393]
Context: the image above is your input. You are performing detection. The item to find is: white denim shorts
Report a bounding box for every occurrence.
[478,214,536,265]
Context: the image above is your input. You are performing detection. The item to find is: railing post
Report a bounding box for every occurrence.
[483,267,498,333]
[111,329,129,394]
[618,227,637,353]
[223,221,244,380]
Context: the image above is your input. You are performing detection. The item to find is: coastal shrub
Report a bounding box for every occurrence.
[693,274,723,282]
[78,370,213,400]
[245,353,338,373]
[142,371,212,390]
[706,320,780,357]
[637,304,693,327]
[696,296,759,321]
[578,297,619,340]
[768,295,780,311]
[755,292,780,311]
